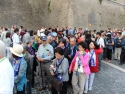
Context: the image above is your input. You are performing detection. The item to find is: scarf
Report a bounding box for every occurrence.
[12,57,22,77]
[88,50,96,66]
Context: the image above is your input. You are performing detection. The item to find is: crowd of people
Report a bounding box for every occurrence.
[0,25,125,94]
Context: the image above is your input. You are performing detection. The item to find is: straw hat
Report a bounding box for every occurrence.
[10,44,24,57]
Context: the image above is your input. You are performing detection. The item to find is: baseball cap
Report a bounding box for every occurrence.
[52,32,57,37]
[40,36,47,41]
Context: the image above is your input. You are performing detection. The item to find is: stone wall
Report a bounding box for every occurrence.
[0,0,125,30]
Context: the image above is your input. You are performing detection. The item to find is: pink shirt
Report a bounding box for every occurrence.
[69,52,90,75]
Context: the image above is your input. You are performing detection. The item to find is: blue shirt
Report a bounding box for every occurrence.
[107,38,114,49]
[69,29,74,35]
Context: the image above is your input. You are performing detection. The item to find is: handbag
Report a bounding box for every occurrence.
[77,65,84,73]
[50,57,64,91]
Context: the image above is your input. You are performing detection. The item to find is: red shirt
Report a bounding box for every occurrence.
[20,31,26,38]
[86,48,103,73]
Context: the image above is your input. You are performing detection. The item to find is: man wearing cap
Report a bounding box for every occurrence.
[10,44,27,94]
[50,32,58,48]
[0,40,14,94]
[37,35,54,90]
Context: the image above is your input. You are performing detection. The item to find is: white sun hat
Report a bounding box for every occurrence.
[40,29,45,33]
[10,44,24,57]
[40,33,45,36]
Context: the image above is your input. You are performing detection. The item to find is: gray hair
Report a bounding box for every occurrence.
[70,37,76,42]
[47,36,52,40]
[21,43,27,50]
[0,40,6,57]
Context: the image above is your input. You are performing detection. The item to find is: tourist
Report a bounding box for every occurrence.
[69,42,90,94]
[5,32,12,59]
[50,47,69,94]
[73,27,77,34]
[69,28,74,36]
[37,35,54,90]
[84,41,102,93]
[10,44,27,94]
[23,30,31,44]
[95,32,105,70]
[26,40,35,58]
[33,31,39,43]
[47,36,53,45]
[22,43,33,94]
[58,38,70,59]
[12,28,20,46]
[119,32,125,65]
[0,40,14,94]
[1,27,8,43]
[50,32,58,48]
[105,34,114,62]
[20,26,26,41]
[68,37,78,85]
[114,32,122,61]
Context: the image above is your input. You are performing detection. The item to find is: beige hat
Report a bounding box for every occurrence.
[40,29,45,33]
[40,33,45,36]
[10,44,24,57]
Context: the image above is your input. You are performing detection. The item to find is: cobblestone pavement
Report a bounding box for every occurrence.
[32,60,125,94]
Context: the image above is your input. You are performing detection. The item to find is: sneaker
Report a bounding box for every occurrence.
[84,90,88,93]
[88,86,92,91]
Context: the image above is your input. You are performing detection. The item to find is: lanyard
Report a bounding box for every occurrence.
[0,57,6,63]
[55,58,64,82]
[41,44,47,54]
[56,59,62,69]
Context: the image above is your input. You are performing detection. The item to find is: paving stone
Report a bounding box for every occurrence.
[32,61,125,94]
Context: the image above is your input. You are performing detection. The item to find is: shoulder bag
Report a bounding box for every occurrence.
[50,57,64,91]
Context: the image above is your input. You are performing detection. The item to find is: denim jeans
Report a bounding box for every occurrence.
[26,80,32,94]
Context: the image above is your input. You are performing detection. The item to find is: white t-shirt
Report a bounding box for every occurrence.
[96,37,105,48]
[12,33,20,46]
[0,57,14,94]
[37,30,40,37]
